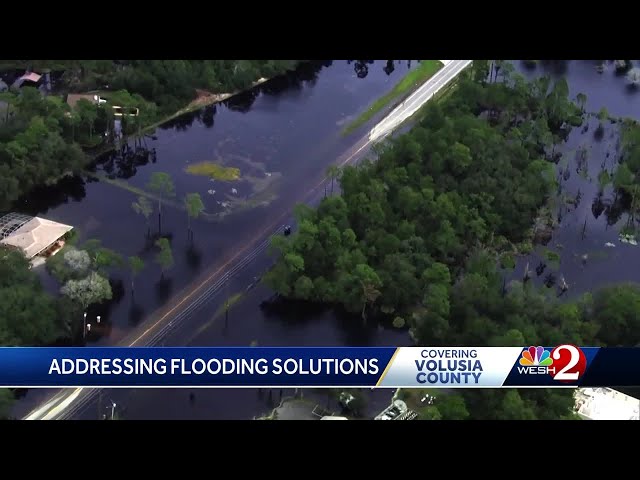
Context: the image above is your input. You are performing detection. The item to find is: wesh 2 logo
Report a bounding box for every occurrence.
[517,345,587,381]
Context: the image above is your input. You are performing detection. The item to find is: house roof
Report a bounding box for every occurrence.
[574,388,640,420]
[66,93,98,109]
[0,217,73,258]
[19,72,42,83]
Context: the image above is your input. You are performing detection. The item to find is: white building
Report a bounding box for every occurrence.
[0,213,73,265]
[574,388,640,420]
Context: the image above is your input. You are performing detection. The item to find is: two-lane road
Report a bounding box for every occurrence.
[23,59,472,420]
[369,60,472,142]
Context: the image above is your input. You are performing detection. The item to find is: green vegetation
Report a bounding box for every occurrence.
[185,192,205,239]
[544,249,561,266]
[214,293,243,318]
[342,60,443,135]
[186,162,241,181]
[2,60,302,116]
[499,252,516,270]
[154,238,174,280]
[615,121,640,224]
[0,247,76,419]
[147,172,175,234]
[0,60,304,208]
[397,388,470,420]
[264,61,638,419]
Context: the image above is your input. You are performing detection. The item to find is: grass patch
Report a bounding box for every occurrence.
[342,60,443,136]
[213,292,243,318]
[186,161,241,181]
[499,252,516,270]
[544,248,561,266]
[598,170,612,189]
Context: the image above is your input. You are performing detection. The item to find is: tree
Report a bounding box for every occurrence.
[627,68,640,87]
[575,92,587,112]
[437,394,470,420]
[128,256,145,295]
[147,172,175,233]
[360,281,381,321]
[60,272,113,312]
[82,240,123,273]
[132,195,154,237]
[75,99,98,140]
[0,284,62,346]
[184,192,205,239]
[0,389,13,419]
[0,92,17,123]
[154,238,174,280]
[63,249,91,274]
[597,106,609,126]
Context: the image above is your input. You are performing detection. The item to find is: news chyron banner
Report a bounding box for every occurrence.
[0,346,638,388]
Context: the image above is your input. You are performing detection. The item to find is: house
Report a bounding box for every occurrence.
[66,93,107,109]
[11,71,43,90]
[574,388,640,420]
[0,212,73,265]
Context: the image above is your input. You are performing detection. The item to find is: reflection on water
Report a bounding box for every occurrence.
[10,60,419,351]
[508,60,640,298]
[13,175,88,217]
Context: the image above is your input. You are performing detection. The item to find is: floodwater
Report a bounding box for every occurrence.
[10,60,419,418]
[11,60,640,419]
[14,60,419,345]
[510,60,640,297]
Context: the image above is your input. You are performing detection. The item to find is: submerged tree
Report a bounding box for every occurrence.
[184,192,205,240]
[627,68,640,88]
[60,271,113,312]
[147,172,175,233]
[128,256,145,296]
[132,195,154,237]
[154,238,174,281]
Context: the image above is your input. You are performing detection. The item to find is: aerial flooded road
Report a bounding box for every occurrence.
[14,60,640,420]
[21,60,469,421]
[16,60,445,419]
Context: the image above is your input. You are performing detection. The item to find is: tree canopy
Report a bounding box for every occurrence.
[0,247,73,418]
[0,60,305,209]
[264,65,638,419]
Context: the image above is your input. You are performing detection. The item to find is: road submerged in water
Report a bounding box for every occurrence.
[22,60,471,420]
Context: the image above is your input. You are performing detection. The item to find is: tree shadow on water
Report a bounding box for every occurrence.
[259,61,327,98]
[223,89,259,113]
[155,277,173,304]
[331,307,382,346]
[201,104,216,128]
[539,60,570,76]
[159,110,200,132]
[259,296,329,325]
[185,244,202,272]
[128,302,145,326]
[13,175,87,216]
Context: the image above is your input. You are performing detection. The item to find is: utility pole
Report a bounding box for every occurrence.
[224,273,230,329]
[98,389,103,420]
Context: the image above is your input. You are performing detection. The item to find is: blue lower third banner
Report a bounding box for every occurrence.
[0,345,638,388]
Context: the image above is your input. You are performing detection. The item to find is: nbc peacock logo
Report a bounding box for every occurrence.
[516,346,556,376]
[519,346,553,367]
[517,344,588,381]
